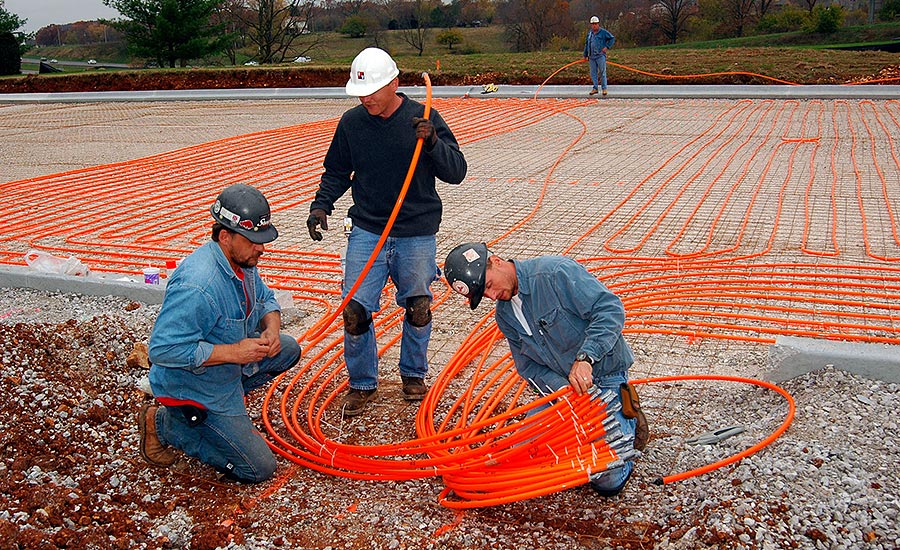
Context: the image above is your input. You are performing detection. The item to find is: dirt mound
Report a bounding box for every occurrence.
[4,62,898,94]
[0,68,350,94]
[0,67,556,94]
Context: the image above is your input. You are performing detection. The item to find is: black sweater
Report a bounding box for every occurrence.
[311,94,467,237]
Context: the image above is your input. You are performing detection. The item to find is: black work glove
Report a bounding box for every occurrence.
[412,117,437,150]
[306,208,328,241]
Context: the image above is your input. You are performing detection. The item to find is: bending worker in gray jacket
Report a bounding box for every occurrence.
[444,242,648,496]
[306,47,468,417]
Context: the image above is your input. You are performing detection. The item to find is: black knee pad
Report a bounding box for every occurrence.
[405,295,432,327]
[343,299,372,335]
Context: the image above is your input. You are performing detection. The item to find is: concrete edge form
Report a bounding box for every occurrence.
[0,264,166,305]
[2,84,900,103]
[767,334,900,384]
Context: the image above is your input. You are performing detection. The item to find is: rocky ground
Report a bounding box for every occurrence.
[1,287,898,549]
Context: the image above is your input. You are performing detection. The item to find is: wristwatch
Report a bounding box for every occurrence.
[575,351,595,366]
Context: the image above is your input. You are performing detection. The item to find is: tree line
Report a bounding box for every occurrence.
[3,0,899,73]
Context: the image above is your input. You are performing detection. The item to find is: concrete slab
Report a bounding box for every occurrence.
[1,92,898,388]
[767,335,900,384]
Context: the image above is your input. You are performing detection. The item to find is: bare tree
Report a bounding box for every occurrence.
[756,0,775,18]
[236,0,324,64]
[721,0,756,36]
[652,0,692,44]
[497,0,573,52]
[397,0,435,55]
[213,0,252,65]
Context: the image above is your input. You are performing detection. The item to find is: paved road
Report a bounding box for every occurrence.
[21,57,132,69]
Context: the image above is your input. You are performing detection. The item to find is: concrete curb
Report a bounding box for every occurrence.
[768,335,900,384]
[0,264,166,304]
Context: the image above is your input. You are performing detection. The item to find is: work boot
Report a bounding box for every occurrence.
[342,388,377,417]
[401,376,428,401]
[138,403,177,467]
[620,383,650,452]
[589,88,599,95]
[602,89,608,96]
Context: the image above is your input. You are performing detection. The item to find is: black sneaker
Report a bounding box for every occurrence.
[401,376,428,401]
[342,388,377,416]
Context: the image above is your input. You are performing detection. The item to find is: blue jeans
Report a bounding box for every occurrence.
[524,369,635,492]
[342,227,439,390]
[589,54,608,91]
[156,334,300,483]
[589,370,635,491]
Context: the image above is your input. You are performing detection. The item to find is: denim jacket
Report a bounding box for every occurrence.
[584,28,615,59]
[148,241,280,414]
[495,256,633,395]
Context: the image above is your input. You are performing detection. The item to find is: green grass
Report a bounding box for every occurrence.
[655,21,900,49]
[15,22,900,86]
[26,22,900,67]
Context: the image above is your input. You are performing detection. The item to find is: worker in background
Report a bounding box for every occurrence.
[584,15,615,96]
[139,184,301,483]
[443,242,648,496]
[306,47,468,417]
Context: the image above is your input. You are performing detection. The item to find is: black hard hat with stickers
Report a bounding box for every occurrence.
[444,242,489,310]
[210,184,278,244]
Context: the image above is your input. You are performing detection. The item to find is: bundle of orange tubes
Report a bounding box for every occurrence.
[263,315,639,509]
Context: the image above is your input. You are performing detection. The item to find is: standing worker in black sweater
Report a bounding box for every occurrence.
[307,47,468,417]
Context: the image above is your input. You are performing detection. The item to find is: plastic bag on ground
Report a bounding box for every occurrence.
[24,249,90,276]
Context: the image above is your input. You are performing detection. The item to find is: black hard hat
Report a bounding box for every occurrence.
[444,242,489,310]
[210,184,278,244]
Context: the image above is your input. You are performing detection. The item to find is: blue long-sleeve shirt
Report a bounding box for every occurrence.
[494,256,633,395]
[311,93,467,237]
[584,28,615,58]
[148,241,280,414]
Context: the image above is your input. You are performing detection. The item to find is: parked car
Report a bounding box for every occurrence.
[293,56,311,63]
[87,59,97,65]
[49,59,58,63]
[243,60,258,66]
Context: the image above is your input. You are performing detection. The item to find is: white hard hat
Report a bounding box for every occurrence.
[590,16,600,23]
[345,48,399,96]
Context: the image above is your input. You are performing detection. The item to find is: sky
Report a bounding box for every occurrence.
[4,0,120,34]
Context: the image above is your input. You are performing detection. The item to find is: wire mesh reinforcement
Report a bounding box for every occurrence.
[2,97,898,508]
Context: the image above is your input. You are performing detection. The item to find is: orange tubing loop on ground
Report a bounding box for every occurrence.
[630,375,796,485]
[302,72,434,342]
[534,59,801,99]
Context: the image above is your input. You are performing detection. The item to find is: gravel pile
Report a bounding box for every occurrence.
[1,285,899,549]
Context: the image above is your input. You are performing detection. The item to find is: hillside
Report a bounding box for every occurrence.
[7,22,900,93]
[3,47,900,94]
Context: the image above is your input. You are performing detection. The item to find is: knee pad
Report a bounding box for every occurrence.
[343,299,372,336]
[405,295,432,327]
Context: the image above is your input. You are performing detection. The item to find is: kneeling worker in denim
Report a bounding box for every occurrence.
[444,243,648,496]
[138,184,301,483]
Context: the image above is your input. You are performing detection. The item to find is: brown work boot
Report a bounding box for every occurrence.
[342,388,377,417]
[138,403,177,467]
[401,376,428,401]
[620,383,650,452]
